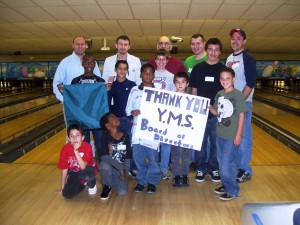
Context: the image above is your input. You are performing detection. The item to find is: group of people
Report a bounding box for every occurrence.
[54,28,257,202]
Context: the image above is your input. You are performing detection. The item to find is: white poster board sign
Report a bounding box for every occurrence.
[135,87,210,151]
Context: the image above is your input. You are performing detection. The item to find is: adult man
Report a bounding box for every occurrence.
[53,36,101,102]
[190,38,225,183]
[184,34,208,77]
[226,28,258,183]
[148,36,186,74]
[102,35,141,85]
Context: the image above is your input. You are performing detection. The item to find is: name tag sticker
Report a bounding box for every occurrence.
[188,68,192,73]
[205,76,214,82]
[117,145,126,150]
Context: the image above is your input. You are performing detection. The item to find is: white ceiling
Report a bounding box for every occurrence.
[0,0,299,55]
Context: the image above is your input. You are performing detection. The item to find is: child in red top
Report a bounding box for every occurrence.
[58,124,97,199]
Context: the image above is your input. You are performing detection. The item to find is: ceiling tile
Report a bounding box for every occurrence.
[200,20,226,36]
[161,20,182,36]
[96,0,128,5]
[75,21,106,37]
[0,7,30,22]
[0,0,36,7]
[180,20,205,35]
[241,5,281,20]
[131,4,160,19]
[96,20,123,36]
[253,21,290,36]
[100,4,133,19]
[161,4,189,19]
[118,20,143,36]
[42,6,81,20]
[14,7,55,22]
[54,21,87,36]
[71,5,107,20]
[140,20,161,36]
[64,0,98,5]
[129,0,159,3]
[267,5,300,20]
[32,0,67,7]
[33,22,71,37]
[188,4,220,19]
[215,5,251,19]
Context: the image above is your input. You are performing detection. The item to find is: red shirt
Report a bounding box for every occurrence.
[58,141,95,172]
[148,56,186,75]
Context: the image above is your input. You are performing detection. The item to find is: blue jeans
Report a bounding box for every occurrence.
[216,135,239,197]
[195,117,218,173]
[132,144,161,186]
[159,143,171,173]
[84,129,103,157]
[171,146,191,176]
[237,102,253,175]
[99,157,129,195]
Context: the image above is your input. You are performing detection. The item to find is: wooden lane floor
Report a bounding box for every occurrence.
[0,125,298,225]
[0,94,58,118]
[0,103,63,141]
[252,100,300,137]
[255,89,300,110]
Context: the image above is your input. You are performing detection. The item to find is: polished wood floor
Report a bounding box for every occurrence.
[1,125,300,225]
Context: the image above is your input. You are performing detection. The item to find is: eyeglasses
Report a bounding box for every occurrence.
[158,42,171,46]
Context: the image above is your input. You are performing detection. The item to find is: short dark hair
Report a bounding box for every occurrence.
[220,67,235,78]
[115,60,129,70]
[99,112,112,131]
[141,63,155,74]
[82,54,95,62]
[174,72,189,83]
[205,38,223,52]
[116,35,130,44]
[191,34,205,42]
[154,49,169,59]
[67,124,84,137]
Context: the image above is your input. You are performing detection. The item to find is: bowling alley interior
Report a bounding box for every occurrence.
[0,1,299,225]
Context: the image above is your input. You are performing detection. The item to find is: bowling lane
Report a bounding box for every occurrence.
[0,103,63,142]
[252,100,300,136]
[0,94,58,118]
[254,89,300,110]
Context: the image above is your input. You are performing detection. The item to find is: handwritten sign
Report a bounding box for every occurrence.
[135,87,210,151]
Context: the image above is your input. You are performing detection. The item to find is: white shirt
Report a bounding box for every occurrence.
[102,53,142,85]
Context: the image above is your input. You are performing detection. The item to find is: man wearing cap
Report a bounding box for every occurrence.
[226,28,258,183]
[148,36,186,74]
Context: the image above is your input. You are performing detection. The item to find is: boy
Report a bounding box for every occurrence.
[153,49,176,180]
[58,124,97,199]
[171,72,191,187]
[98,113,132,201]
[190,38,226,183]
[209,67,248,201]
[108,60,137,177]
[71,54,106,157]
[125,63,161,194]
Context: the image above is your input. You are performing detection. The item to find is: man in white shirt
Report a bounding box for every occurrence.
[102,35,142,86]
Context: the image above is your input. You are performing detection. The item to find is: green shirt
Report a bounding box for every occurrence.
[184,54,208,76]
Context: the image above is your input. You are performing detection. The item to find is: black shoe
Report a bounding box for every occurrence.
[181,175,189,187]
[214,185,226,195]
[129,169,137,178]
[209,170,221,183]
[172,176,181,187]
[237,169,251,183]
[195,170,205,182]
[147,183,156,194]
[100,185,111,200]
[134,184,144,193]
[220,193,235,201]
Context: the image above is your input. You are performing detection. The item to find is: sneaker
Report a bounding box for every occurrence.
[100,185,111,200]
[214,185,226,195]
[181,175,189,187]
[162,170,171,180]
[237,170,251,183]
[209,170,221,183]
[147,183,156,194]
[88,184,97,195]
[195,170,205,182]
[129,169,137,178]
[172,176,181,187]
[134,184,144,193]
[220,193,235,201]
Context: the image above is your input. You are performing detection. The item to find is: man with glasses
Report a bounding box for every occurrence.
[148,36,186,74]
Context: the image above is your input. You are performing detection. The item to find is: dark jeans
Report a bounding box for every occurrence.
[83,128,103,157]
[62,166,96,199]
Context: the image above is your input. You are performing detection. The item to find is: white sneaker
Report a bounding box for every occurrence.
[88,185,97,195]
